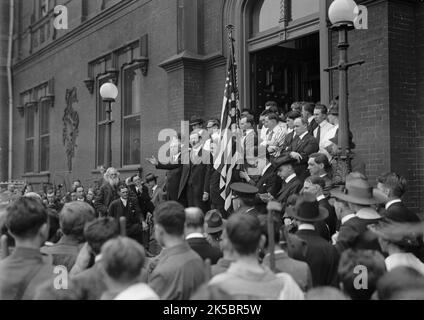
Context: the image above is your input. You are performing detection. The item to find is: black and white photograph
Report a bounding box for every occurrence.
[1,0,424,305]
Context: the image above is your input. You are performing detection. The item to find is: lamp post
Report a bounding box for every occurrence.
[325,0,364,183]
[99,82,118,168]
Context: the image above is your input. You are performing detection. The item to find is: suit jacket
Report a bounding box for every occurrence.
[40,235,83,271]
[187,237,223,265]
[236,206,261,217]
[263,251,313,292]
[308,119,319,135]
[108,198,143,237]
[319,197,338,237]
[335,216,382,253]
[148,242,205,300]
[128,184,154,218]
[94,182,119,217]
[384,202,421,223]
[156,155,183,202]
[252,165,282,214]
[285,133,319,179]
[296,229,339,287]
[0,247,54,300]
[276,176,303,213]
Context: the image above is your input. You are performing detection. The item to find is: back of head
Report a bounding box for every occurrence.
[185,207,205,230]
[302,102,316,115]
[6,197,47,239]
[306,287,349,300]
[377,266,424,300]
[338,249,386,300]
[225,213,261,256]
[310,153,331,173]
[59,202,96,239]
[84,217,119,255]
[286,110,302,120]
[100,237,146,283]
[154,201,186,237]
[377,172,407,198]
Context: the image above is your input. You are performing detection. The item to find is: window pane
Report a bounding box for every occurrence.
[25,140,34,173]
[124,67,142,116]
[97,124,107,167]
[259,0,280,32]
[25,107,35,138]
[40,101,49,135]
[40,136,49,172]
[123,116,141,165]
[291,0,319,21]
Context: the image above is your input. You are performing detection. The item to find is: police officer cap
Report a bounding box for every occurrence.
[230,182,259,197]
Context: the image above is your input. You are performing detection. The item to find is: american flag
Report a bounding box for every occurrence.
[214,27,243,211]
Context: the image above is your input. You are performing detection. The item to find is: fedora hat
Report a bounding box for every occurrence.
[205,210,224,234]
[290,195,328,222]
[330,177,382,205]
[190,115,204,126]
[145,173,158,183]
[273,155,298,169]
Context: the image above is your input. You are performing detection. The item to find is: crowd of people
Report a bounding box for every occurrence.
[1,100,424,300]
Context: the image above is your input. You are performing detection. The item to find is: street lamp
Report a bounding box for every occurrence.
[100,81,118,168]
[325,0,364,184]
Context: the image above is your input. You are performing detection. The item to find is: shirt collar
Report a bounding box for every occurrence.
[341,213,356,225]
[308,116,314,124]
[319,120,329,128]
[121,198,127,206]
[299,131,308,140]
[262,163,272,176]
[385,199,402,210]
[186,233,205,240]
[285,173,297,184]
[356,207,381,220]
[152,185,158,192]
[317,195,326,202]
[298,224,315,231]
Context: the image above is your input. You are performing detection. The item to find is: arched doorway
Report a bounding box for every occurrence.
[224,0,330,118]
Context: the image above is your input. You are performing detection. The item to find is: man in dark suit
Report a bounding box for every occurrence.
[376,172,421,223]
[185,207,222,264]
[178,130,210,212]
[266,157,303,215]
[108,183,144,244]
[303,176,337,239]
[301,102,318,135]
[240,153,281,214]
[331,176,383,253]
[282,117,319,181]
[94,167,120,217]
[290,194,339,287]
[231,183,261,216]
[147,135,186,206]
[308,153,333,196]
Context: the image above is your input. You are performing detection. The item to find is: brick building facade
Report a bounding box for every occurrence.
[0,0,423,215]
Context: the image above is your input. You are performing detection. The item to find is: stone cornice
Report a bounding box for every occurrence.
[159,51,226,73]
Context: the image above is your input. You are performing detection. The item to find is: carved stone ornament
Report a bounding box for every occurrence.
[62,88,80,172]
[84,78,95,94]
[134,56,149,76]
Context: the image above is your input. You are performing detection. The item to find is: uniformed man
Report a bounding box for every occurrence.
[230,182,260,216]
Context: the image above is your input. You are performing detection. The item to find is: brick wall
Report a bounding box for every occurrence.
[331,0,391,187]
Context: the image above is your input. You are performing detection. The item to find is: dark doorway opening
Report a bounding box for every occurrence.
[250,32,320,119]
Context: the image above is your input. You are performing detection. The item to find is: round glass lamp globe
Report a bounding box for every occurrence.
[328,0,357,26]
[100,82,118,100]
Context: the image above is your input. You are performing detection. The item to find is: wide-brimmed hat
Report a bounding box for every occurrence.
[330,177,382,205]
[289,195,328,222]
[145,173,158,183]
[205,210,224,234]
[190,115,204,126]
[273,156,298,169]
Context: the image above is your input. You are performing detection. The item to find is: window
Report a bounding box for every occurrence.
[96,78,111,167]
[25,104,36,173]
[39,99,50,172]
[252,0,280,35]
[122,67,142,166]
[291,0,319,21]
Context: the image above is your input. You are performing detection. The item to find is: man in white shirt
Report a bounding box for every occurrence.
[261,112,287,157]
[313,104,335,159]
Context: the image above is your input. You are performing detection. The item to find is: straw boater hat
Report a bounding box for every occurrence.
[289,194,328,222]
[330,177,382,205]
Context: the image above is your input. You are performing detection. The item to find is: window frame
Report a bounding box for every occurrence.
[38,97,50,173]
[121,64,142,168]
[24,95,36,174]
